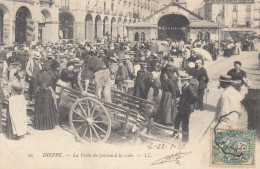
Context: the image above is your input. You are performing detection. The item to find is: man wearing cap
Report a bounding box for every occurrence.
[26,51,42,103]
[194,59,209,111]
[133,62,153,100]
[124,54,135,79]
[115,58,129,91]
[173,74,197,142]
[227,61,246,81]
[81,52,111,102]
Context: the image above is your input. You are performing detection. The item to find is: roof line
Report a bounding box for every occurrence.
[170,2,204,20]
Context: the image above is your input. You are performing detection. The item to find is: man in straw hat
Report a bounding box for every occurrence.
[215,75,248,129]
[173,74,197,143]
[26,51,42,103]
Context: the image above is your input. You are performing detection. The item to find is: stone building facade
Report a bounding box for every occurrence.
[56,0,157,42]
[203,0,259,36]
[0,0,59,46]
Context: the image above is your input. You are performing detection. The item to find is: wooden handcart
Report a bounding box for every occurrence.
[56,83,186,144]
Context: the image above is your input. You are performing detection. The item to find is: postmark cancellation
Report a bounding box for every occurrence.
[211,129,255,167]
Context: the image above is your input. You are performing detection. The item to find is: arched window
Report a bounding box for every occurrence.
[197,31,203,40]
[134,32,139,41]
[204,31,210,41]
[141,32,145,42]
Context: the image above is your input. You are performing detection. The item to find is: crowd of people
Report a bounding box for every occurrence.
[0,37,254,143]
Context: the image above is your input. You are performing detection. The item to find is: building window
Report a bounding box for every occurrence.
[111,3,114,11]
[141,32,145,42]
[232,20,237,27]
[233,5,237,11]
[246,5,251,11]
[246,11,251,18]
[104,2,106,10]
[232,0,238,2]
[134,32,139,41]
[204,32,210,41]
[232,12,238,19]
[246,21,251,27]
[61,0,69,6]
[197,31,203,40]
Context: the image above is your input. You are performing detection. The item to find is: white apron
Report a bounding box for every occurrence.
[9,95,27,136]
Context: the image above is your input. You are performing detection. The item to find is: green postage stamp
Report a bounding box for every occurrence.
[211,129,255,167]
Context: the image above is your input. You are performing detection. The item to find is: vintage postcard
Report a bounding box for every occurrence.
[0,0,259,169]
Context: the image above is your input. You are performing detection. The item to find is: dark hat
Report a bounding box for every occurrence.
[140,62,148,67]
[180,74,192,80]
[128,51,135,55]
[218,75,233,82]
[10,62,21,66]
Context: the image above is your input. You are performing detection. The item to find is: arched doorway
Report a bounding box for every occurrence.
[204,31,210,41]
[134,32,139,41]
[103,16,109,35]
[117,17,123,40]
[158,14,189,41]
[197,31,203,40]
[85,14,93,41]
[38,10,51,43]
[0,4,9,45]
[111,17,117,40]
[95,15,102,39]
[15,6,32,44]
[59,12,74,39]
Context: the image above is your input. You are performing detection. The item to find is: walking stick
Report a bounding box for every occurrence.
[198,118,215,142]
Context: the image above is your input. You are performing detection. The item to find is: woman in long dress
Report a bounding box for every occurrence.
[33,60,60,130]
[215,75,248,129]
[6,70,28,139]
[158,71,180,125]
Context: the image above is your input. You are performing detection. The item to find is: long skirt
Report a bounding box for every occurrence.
[158,91,177,125]
[34,88,58,130]
[6,95,27,138]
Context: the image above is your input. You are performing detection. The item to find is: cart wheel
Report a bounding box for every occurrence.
[69,97,111,143]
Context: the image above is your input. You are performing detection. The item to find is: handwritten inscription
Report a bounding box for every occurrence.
[151,144,192,166]
[147,142,177,150]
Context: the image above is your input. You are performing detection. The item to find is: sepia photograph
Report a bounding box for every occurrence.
[0,0,259,168]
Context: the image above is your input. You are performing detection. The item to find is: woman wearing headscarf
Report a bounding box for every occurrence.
[158,71,180,125]
[6,70,28,139]
[33,60,60,130]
